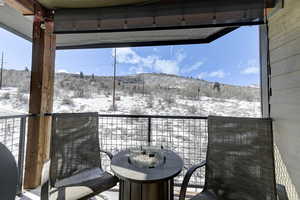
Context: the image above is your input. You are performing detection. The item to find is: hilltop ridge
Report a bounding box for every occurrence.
[2,69,259,101]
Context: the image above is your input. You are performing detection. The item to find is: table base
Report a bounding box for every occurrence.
[119,179,174,200]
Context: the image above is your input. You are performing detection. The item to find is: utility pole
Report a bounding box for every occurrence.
[143,74,145,96]
[0,52,4,89]
[112,48,117,111]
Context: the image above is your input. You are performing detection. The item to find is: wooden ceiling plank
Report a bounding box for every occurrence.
[4,0,34,14]
[4,0,50,16]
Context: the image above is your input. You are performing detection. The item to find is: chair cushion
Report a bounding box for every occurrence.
[50,168,118,200]
[190,191,218,200]
[50,186,94,200]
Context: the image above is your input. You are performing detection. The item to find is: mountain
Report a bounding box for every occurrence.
[1,69,260,102]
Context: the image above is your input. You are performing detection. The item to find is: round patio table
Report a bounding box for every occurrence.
[111,147,183,200]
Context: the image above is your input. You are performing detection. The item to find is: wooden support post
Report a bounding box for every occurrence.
[24,13,56,189]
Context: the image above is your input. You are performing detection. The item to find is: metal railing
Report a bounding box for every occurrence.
[0,114,27,194]
[0,113,208,193]
[98,114,208,188]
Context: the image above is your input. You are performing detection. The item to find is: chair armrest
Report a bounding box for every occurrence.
[179,161,206,200]
[41,160,51,200]
[100,149,113,160]
[277,184,289,200]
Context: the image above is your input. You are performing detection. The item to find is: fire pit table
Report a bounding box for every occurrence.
[111,146,183,200]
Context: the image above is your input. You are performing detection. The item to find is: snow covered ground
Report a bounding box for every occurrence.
[0,87,261,118]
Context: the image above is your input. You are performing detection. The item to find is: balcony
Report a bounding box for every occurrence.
[1,113,208,199]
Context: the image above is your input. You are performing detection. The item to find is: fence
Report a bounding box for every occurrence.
[98,114,208,188]
[0,114,27,194]
[0,113,208,194]
[1,113,293,196]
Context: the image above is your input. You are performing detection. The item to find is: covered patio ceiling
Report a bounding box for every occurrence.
[36,0,159,9]
[0,0,275,49]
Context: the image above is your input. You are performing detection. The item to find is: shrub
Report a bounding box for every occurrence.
[1,92,10,100]
[16,92,28,105]
[18,83,30,93]
[146,95,154,108]
[108,104,118,111]
[245,95,255,102]
[97,86,103,95]
[130,107,143,115]
[128,89,134,97]
[104,91,111,97]
[61,97,74,106]
[73,87,92,98]
[187,105,197,114]
[158,99,162,105]
[163,93,175,105]
[54,88,63,99]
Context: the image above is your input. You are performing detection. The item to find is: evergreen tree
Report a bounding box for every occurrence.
[80,71,84,79]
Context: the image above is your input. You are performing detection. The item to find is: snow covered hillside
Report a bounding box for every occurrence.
[0,70,261,117]
[0,87,260,117]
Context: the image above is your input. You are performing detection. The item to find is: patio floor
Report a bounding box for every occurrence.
[16,187,187,200]
[16,190,119,200]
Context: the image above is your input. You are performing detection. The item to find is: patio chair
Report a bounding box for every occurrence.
[0,143,18,200]
[179,116,288,200]
[41,112,118,200]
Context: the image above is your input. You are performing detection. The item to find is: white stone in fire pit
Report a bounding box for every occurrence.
[128,147,165,168]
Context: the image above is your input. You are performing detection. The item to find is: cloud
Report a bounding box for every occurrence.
[240,59,260,75]
[241,66,259,74]
[181,61,204,73]
[197,70,227,79]
[153,59,180,74]
[197,72,207,79]
[114,47,184,75]
[115,48,140,65]
[129,65,144,74]
[210,70,226,78]
[170,46,174,57]
[175,49,186,63]
[57,69,69,73]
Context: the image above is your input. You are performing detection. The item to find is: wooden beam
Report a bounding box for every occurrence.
[24,13,56,189]
[4,0,34,14]
[4,0,49,16]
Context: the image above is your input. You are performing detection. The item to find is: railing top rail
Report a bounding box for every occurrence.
[0,113,209,120]
[98,114,208,119]
[0,114,30,120]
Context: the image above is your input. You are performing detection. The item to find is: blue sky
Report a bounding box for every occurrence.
[0,26,260,86]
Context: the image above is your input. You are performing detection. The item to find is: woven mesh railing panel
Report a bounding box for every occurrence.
[98,115,208,188]
[0,116,26,194]
[151,118,207,187]
[50,113,101,185]
[99,117,149,153]
[206,116,276,200]
[0,117,22,161]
